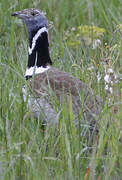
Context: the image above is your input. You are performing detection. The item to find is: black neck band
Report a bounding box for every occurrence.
[27,28,52,68]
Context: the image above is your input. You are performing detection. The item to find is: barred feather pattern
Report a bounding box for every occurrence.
[23,67,103,126]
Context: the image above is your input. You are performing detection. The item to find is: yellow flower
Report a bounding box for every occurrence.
[78,25,106,38]
[117,24,122,32]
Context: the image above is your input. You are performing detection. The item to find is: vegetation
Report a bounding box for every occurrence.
[0,0,121,179]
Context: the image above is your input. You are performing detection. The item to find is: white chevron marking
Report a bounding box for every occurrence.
[25,66,50,76]
[28,27,48,55]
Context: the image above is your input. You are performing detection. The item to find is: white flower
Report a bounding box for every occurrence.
[105,84,109,90]
[110,81,113,85]
[93,39,101,49]
[114,74,118,80]
[71,27,76,31]
[107,68,114,74]
[97,73,101,82]
[109,87,113,94]
[104,74,110,83]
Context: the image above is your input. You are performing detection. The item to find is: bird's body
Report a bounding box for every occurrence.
[22,66,102,125]
[12,8,102,126]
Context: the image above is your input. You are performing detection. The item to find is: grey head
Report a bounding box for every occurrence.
[11,8,48,34]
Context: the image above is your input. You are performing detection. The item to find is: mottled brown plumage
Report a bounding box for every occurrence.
[26,67,102,125]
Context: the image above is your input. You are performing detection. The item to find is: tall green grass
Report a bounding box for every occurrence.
[0,0,121,179]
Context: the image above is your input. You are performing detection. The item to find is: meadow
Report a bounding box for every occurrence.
[0,0,121,179]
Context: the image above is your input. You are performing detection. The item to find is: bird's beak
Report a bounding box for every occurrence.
[11,11,28,20]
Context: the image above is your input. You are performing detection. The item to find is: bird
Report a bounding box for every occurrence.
[11,8,103,128]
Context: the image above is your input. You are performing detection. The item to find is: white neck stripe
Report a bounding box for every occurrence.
[25,66,50,77]
[29,27,48,55]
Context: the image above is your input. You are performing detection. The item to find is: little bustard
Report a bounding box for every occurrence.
[11,8,102,127]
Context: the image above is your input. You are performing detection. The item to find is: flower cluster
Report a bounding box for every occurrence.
[104,68,118,94]
[64,25,106,49]
[117,24,122,33]
[78,25,106,39]
[64,24,120,97]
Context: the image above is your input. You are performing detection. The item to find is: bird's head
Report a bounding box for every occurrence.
[11,8,48,33]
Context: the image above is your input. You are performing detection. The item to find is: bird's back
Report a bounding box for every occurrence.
[26,67,103,125]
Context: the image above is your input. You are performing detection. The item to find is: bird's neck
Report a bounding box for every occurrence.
[25,26,52,79]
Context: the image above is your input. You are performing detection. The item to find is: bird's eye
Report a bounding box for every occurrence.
[31,12,36,16]
[31,10,39,16]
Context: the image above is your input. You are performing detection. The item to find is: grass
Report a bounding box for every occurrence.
[0,0,121,179]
